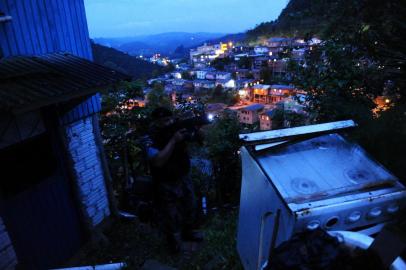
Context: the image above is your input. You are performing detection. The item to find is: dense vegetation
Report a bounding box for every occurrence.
[292,0,406,180]
[91,42,165,80]
[247,0,348,41]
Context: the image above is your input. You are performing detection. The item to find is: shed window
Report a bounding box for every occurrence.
[0,134,57,198]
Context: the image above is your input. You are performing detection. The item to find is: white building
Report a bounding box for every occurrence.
[254,46,270,55]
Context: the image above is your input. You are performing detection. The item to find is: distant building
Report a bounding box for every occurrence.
[206,103,228,117]
[292,48,306,61]
[253,56,271,69]
[215,71,232,80]
[254,46,270,55]
[277,96,306,113]
[171,71,182,79]
[238,103,264,125]
[236,79,255,89]
[259,110,277,130]
[190,42,232,67]
[234,53,249,61]
[215,79,236,89]
[196,69,210,80]
[193,79,216,90]
[235,69,252,80]
[267,37,293,48]
[172,79,187,87]
[251,84,295,104]
[269,59,289,75]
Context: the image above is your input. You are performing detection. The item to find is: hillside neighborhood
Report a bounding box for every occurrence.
[1,0,405,269]
[130,37,323,131]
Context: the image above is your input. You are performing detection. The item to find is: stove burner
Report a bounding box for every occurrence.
[291,178,319,195]
[345,168,373,184]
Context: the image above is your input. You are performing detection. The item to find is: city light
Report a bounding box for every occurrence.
[208,114,214,122]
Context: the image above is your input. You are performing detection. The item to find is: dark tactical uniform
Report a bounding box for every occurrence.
[146,128,197,240]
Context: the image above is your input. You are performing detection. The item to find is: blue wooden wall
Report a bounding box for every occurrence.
[59,93,102,126]
[0,0,92,60]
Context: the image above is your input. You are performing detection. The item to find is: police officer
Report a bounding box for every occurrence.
[146,107,203,253]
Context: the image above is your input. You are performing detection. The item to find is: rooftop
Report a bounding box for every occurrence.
[261,109,277,117]
[253,84,271,90]
[0,53,130,113]
[241,103,264,111]
[271,84,295,90]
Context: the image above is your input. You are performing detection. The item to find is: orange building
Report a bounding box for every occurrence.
[251,84,295,104]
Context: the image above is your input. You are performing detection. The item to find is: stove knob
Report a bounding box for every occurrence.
[306,220,320,230]
[347,211,361,223]
[387,204,399,214]
[368,207,382,218]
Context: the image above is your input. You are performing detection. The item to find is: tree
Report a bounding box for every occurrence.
[293,0,406,180]
[260,67,272,84]
[211,57,232,71]
[146,83,172,110]
[100,81,151,204]
[181,71,193,80]
[205,110,242,203]
[212,85,224,100]
[237,57,252,69]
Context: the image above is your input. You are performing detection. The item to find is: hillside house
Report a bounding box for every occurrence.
[259,110,277,130]
[193,79,216,90]
[267,37,293,48]
[238,104,264,125]
[205,72,216,80]
[206,103,227,118]
[269,84,295,103]
[251,84,295,104]
[235,69,252,80]
[251,84,271,103]
[0,1,129,269]
[215,71,232,80]
[236,79,255,89]
[253,56,271,69]
[196,69,211,80]
[215,79,236,89]
[254,46,270,55]
[270,59,289,75]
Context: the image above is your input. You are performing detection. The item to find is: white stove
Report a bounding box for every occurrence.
[237,121,406,270]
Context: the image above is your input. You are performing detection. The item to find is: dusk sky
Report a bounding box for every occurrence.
[84,0,288,38]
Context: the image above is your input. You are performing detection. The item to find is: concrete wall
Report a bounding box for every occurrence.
[239,110,259,125]
[0,217,17,270]
[260,116,272,130]
[64,116,110,226]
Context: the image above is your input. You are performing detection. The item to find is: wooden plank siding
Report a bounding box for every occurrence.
[0,0,93,60]
[0,0,103,123]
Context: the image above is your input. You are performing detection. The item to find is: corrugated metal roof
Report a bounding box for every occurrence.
[0,53,130,113]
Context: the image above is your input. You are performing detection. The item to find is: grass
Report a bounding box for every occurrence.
[67,209,243,270]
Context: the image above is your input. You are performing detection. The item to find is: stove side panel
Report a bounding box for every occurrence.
[237,147,295,270]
